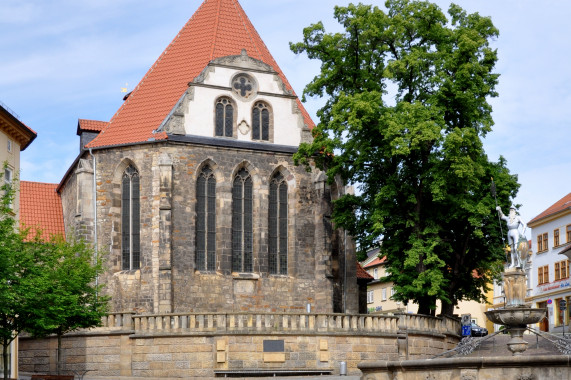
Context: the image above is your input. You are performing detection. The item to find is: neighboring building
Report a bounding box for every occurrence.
[0,102,36,380]
[362,249,491,327]
[527,192,571,333]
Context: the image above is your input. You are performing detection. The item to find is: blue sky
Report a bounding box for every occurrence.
[1,0,570,228]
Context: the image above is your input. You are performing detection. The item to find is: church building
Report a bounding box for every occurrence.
[56,0,359,315]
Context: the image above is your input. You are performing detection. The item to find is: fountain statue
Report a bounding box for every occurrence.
[485,206,546,355]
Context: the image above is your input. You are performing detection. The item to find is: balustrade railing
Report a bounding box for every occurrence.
[95,312,459,337]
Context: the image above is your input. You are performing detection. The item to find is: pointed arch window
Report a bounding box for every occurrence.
[215,97,234,137]
[232,168,253,272]
[269,172,287,274]
[196,165,216,271]
[122,165,140,270]
[252,102,270,141]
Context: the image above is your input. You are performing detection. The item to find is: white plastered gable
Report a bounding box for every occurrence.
[160,50,307,147]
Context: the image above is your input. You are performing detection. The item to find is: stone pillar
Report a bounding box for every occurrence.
[158,153,174,313]
[151,152,174,313]
[74,158,94,241]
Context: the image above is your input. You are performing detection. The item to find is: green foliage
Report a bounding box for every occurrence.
[0,165,108,379]
[292,0,519,315]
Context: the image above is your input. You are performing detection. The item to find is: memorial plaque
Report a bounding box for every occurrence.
[263,339,284,352]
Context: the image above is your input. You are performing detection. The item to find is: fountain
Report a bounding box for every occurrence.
[485,208,546,356]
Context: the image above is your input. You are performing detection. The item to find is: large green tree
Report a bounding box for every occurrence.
[292,0,519,315]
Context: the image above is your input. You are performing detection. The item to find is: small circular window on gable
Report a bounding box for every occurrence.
[232,74,256,99]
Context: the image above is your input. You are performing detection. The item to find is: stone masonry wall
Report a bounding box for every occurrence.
[19,331,457,378]
[62,141,357,315]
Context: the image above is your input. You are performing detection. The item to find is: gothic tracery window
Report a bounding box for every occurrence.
[122,165,140,270]
[196,165,216,271]
[232,168,253,272]
[252,102,270,141]
[215,97,234,137]
[269,172,287,274]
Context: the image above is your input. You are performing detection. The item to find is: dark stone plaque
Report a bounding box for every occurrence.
[263,339,284,352]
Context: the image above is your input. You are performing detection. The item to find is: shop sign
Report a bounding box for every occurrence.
[538,280,571,294]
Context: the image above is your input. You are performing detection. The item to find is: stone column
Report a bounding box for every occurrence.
[74,158,94,241]
[158,153,174,313]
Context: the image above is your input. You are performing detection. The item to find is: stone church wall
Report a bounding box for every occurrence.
[63,139,358,315]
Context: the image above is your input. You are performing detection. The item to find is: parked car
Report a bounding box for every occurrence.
[470,323,488,337]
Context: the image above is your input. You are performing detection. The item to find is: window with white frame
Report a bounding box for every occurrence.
[381,288,387,301]
[373,268,378,279]
[7,139,12,153]
[367,290,374,304]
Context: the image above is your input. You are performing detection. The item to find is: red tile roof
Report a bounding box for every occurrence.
[77,119,107,133]
[528,192,571,225]
[20,181,65,240]
[363,256,387,269]
[356,262,374,280]
[86,0,314,149]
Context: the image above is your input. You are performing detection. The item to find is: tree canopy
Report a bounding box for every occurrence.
[291,0,519,315]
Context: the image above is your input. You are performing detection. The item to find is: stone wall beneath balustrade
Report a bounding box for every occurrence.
[19,312,460,378]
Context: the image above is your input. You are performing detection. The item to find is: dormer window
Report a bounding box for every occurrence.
[215,97,235,137]
[252,101,271,141]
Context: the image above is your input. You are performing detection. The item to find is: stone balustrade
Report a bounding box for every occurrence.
[96,312,459,337]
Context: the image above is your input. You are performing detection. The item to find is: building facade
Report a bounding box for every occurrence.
[528,192,571,333]
[0,102,36,379]
[363,249,492,331]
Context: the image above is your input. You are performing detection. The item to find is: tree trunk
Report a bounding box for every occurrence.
[2,340,9,380]
[440,301,455,317]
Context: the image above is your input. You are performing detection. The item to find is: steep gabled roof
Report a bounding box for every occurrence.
[528,192,571,226]
[87,0,314,149]
[20,181,65,240]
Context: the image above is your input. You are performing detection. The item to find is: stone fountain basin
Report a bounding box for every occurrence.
[485,307,546,327]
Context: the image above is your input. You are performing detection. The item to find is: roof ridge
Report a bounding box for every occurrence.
[20,180,58,186]
[210,0,223,60]
[232,0,262,59]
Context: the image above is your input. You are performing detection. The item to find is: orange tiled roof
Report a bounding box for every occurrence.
[78,119,107,133]
[86,0,314,149]
[528,192,571,225]
[363,256,387,269]
[356,262,374,280]
[20,181,65,240]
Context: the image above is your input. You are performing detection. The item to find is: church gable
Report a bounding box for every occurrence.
[86,0,314,150]
[161,50,307,147]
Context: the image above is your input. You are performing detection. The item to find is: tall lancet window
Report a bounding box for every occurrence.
[122,165,140,270]
[232,168,253,272]
[196,165,216,271]
[269,172,287,274]
[215,97,234,137]
[252,102,270,141]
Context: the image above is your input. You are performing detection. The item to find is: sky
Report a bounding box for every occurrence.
[1,0,570,230]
